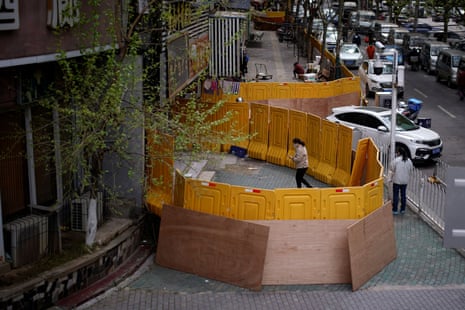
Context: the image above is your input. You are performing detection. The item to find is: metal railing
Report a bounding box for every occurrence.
[378,142,448,234]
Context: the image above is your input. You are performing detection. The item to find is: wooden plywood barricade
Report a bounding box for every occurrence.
[348,201,397,291]
[248,103,269,161]
[266,106,288,166]
[156,205,269,291]
[249,219,356,285]
[229,185,276,220]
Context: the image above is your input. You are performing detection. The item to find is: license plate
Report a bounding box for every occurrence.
[432,148,441,154]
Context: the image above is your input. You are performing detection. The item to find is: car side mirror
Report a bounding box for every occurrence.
[377,125,389,132]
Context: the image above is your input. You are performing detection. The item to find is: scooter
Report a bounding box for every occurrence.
[398,98,422,122]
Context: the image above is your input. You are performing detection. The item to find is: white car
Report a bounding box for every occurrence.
[339,43,363,69]
[326,106,443,162]
[358,59,404,98]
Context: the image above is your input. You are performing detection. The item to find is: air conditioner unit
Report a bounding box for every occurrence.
[71,192,103,232]
[4,215,49,268]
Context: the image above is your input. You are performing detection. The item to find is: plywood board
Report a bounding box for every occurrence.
[249,219,356,285]
[347,201,397,291]
[156,205,269,290]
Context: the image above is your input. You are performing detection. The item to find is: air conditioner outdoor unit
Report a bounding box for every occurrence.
[4,215,49,268]
[71,192,103,232]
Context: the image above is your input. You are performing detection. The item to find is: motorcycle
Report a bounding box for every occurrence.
[409,48,420,71]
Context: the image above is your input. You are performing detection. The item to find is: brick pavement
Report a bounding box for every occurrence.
[76,154,465,310]
[73,32,465,309]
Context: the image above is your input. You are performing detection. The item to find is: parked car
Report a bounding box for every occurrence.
[404,22,433,33]
[436,49,465,87]
[317,25,339,53]
[349,10,376,34]
[381,45,405,65]
[358,59,404,98]
[432,31,463,46]
[326,106,443,162]
[419,40,450,74]
[388,27,409,46]
[451,40,465,52]
[339,43,363,68]
[402,32,428,60]
[373,21,399,44]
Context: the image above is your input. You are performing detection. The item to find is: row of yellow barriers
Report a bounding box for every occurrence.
[146,77,384,219]
[182,162,382,220]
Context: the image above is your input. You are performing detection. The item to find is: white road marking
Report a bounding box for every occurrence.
[413,88,428,98]
[437,105,457,118]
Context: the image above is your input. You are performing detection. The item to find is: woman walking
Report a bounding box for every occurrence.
[389,148,413,215]
[289,138,312,188]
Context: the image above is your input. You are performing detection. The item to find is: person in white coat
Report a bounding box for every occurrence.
[289,138,312,188]
[390,148,413,215]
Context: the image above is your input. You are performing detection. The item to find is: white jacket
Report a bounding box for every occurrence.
[390,156,413,185]
[292,144,309,169]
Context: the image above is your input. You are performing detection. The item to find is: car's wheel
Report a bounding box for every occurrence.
[436,73,441,82]
[447,78,452,88]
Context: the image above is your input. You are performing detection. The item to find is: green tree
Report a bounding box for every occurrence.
[37,0,247,246]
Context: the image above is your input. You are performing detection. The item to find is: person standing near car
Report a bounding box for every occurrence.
[366,43,376,59]
[293,62,305,79]
[289,138,312,188]
[389,148,413,215]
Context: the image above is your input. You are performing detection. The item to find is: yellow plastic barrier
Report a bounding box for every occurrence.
[275,188,320,219]
[218,102,250,152]
[320,187,364,219]
[175,139,382,221]
[184,179,231,217]
[331,125,353,187]
[306,113,321,175]
[363,178,384,215]
[313,120,338,184]
[248,103,269,161]
[286,110,308,168]
[145,132,174,216]
[266,106,289,166]
[173,169,185,208]
[229,186,275,220]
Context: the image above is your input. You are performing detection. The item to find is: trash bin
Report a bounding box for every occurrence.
[417,117,431,128]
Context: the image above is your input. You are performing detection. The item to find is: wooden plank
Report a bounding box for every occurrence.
[249,219,356,285]
[347,201,397,291]
[156,205,269,291]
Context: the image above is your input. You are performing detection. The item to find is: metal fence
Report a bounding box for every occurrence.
[378,142,448,234]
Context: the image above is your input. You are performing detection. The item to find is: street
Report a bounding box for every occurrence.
[403,69,465,167]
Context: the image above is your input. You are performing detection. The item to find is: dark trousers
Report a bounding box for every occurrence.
[295,168,312,188]
[392,183,407,212]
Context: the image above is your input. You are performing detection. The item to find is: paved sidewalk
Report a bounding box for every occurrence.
[74,32,465,309]
[77,155,465,310]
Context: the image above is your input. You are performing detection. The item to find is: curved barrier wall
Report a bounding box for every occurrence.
[146,77,382,218]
